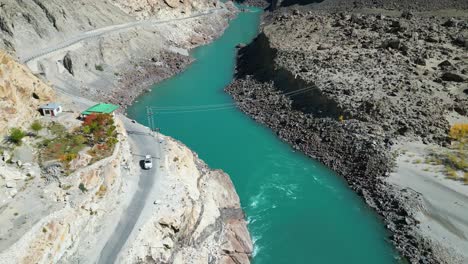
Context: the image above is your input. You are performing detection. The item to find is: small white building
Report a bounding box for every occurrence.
[39,103,62,117]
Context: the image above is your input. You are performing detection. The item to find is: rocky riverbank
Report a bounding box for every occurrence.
[227,4,467,263]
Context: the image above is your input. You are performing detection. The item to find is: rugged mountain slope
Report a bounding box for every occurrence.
[0,0,235,108]
[0,0,219,55]
[112,0,219,19]
[0,0,131,56]
[0,50,55,135]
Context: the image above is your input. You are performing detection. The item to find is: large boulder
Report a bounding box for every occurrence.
[454,34,468,48]
[63,52,74,76]
[381,39,408,53]
[441,72,466,82]
[438,60,455,71]
[442,18,458,27]
[391,20,409,32]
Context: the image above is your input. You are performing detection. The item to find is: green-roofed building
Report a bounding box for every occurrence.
[81,103,119,117]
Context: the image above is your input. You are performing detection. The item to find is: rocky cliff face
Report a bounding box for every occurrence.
[111,0,219,19]
[0,0,220,55]
[0,51,55,135]
[0,0,130,56]
[122,136,252,264]
[227,4,467,263]
[0,0,236,109]
[0,116,135,263]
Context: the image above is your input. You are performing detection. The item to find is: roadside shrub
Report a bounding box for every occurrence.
[450,123,468,143]
[60,153,77,162]
[83,113,98,126]
[72,135,87,145]
[447,153,467,171]
[79,183,88,193]
[106,137,118,146]
[446,167,458,180]
[48,122,66,135]
[95,64,104,71]
[96,184,107,197]
[30,120,43,132]
[106,125,116,137]
[9,128,25,145]
[82,126,91,134]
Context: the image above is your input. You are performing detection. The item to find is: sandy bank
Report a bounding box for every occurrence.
[388,140,468,264]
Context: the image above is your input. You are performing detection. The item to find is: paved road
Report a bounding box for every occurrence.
[97,117,161,264]
[21,8,222,63]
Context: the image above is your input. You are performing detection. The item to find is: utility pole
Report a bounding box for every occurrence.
[146,106,155,132]
[147,106,161,158]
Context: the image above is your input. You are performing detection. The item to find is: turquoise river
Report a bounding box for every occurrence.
[127,6,398,264]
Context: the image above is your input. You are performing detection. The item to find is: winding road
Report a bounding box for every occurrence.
[20,8,222,63]
[98,117,162,264]
[17,7,222,263]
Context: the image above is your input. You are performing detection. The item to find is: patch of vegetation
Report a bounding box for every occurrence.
[427,123,467,182]
[42,227,47,233]
[8,128,26,145]
[30,120,43,132]
[82,114,118,163]
[79,183,88,193]
[446,166,459,180]
[96,184,107,198]
[40,134,86,170]
[48,122,67,136]
[38,114,118,174]
[95,64,104,71]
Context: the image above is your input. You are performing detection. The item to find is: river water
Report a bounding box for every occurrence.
[127,7,397,264]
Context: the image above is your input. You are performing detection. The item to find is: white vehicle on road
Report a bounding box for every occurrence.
[144,155,153,169]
